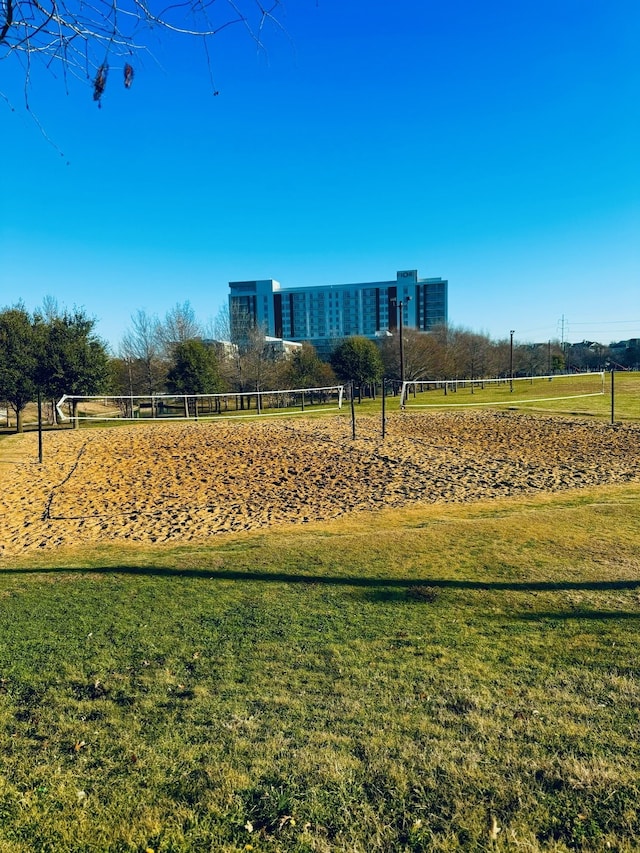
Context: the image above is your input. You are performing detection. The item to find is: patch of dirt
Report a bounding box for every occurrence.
[1,411,639,557]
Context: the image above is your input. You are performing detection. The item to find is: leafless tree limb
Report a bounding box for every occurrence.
[1,0,283,102]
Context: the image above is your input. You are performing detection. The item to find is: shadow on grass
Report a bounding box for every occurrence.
[516,610,640,620]
[2,565,640,595]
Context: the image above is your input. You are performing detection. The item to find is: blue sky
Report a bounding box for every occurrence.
[2,0,639,352]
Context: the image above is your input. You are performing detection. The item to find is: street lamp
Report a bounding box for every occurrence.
[509,330,515,392]
[392,296,411,385]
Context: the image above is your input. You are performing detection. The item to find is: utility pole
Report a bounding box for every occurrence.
[558,315,568,351]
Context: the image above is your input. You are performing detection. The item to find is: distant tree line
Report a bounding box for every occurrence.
[108,303,337,405]
[1,299,636,433]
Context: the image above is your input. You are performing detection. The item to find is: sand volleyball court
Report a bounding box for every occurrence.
[1,411,639,557]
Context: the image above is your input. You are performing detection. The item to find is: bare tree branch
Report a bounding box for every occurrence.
[1,0,283,101]
[0,0,13,45]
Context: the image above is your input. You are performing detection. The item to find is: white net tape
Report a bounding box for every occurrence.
[400,372,605,408]
[56,386,345,422]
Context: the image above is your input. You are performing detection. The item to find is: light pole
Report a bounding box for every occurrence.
[509,330,515,392]
[393,296,411,386]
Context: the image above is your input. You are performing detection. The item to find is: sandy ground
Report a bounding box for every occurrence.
[1,411,639,557]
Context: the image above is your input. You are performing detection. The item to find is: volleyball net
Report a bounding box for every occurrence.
[56,385,345,423]
[400,372,605,409]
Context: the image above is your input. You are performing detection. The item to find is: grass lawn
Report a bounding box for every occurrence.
[392,371,640,423]
[2,483,640,851]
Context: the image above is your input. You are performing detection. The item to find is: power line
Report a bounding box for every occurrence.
[569,320,640,327]
[554,316,639,345]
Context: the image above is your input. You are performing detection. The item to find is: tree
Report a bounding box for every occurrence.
[167,340,221,394]
[106,356,132,399]
[120,310,166,395]
[239,325,277,397]
[620,341,640,371]
[1,0,283,107]
[208,303,233,344]
[159,302,203,354]
[36,307,110,426]
[519,343,549,377]
[330,337,383,401]
[0,305,37,433]
[405,324,456,383]
[453,330,492,381]
[285,342,328,389]
[379,328,443,384]
[166,339,222,417]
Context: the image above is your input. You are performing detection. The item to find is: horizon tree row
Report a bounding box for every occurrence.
[3,299,633,432]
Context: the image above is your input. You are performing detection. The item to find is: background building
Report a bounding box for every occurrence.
[229,270,448,356]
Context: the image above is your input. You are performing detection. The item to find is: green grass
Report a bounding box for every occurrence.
[344,371,639,425]
[2,485,640,851]
[399,372,640,422]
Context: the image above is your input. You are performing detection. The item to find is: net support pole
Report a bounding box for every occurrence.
[37,388,43,464]
[381,377,386,439]
[350,381,356,440]
[611,369,615,425]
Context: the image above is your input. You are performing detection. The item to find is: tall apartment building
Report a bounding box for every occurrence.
[228,269,448,356]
